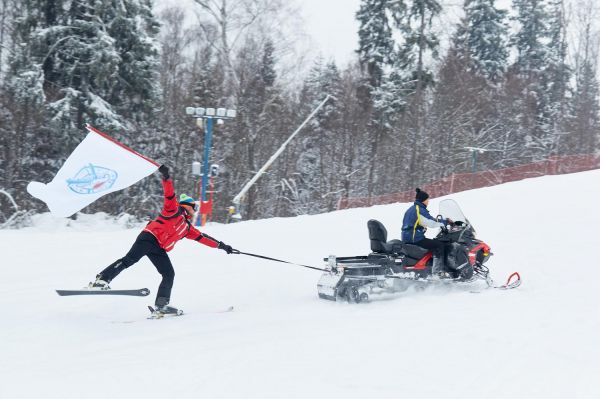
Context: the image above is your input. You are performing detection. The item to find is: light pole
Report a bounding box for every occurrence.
[186,106,236,226]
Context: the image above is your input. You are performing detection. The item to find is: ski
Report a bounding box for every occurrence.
[208,305,235,313]
[56,288,150,297]
[146,305,234,319]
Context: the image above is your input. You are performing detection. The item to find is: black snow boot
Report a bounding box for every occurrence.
[152,297,182,316]
[456,263,474,280]
[154,296,172,312]
[431,255,445,276]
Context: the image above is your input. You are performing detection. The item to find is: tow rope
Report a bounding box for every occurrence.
[233,250,328,272]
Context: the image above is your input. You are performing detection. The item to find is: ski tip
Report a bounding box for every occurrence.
[147,305,155,313]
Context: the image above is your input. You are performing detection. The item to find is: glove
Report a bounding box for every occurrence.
[218,241,233,254]
[454,221,464,226]
[446,218,454,225]
[158,165,169,180]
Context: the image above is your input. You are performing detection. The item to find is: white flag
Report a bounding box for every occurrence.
[27,125,159,217]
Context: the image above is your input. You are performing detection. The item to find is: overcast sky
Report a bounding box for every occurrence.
[154,0,589,69]
[299,0,362,65]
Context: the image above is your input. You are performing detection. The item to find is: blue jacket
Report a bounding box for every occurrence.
[401,201,444,243]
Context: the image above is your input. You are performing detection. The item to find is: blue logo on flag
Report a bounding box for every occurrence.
[66,164,118,194]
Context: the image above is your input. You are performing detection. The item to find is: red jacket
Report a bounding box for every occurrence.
[144,178,219,252]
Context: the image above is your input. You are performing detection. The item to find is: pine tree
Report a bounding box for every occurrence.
[511,0,549,78]
[356,0,397,89]
[454,0,509,83]
[394,0,442,95]
[3,0,62,203]
[567,3,600,154]
[0,0,14,83]
[508,0,552,161]
[105,0,161,126]
[4,0,161,214]
[570,59,600,153]
[394,0,442,184]
[8,0,160,138]
[539,0,571,156]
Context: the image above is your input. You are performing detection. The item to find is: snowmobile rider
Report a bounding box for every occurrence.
[90,165,236,311]
[401,188,451,275]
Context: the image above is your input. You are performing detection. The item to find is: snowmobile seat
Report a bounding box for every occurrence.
[367,220,403,255]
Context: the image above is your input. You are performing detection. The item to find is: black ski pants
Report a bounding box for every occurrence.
[413,238,446,260]
[99,232,174,306]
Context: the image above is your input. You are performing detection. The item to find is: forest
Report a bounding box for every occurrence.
[0,0,598,226]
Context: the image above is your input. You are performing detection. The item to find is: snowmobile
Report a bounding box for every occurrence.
[317,199,520,302]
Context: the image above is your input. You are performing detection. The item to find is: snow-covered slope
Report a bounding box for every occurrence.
[2,170,599,399]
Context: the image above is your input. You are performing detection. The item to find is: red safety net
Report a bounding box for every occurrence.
[337,153,600,210]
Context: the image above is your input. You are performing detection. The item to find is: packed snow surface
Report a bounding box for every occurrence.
[2,170,600,399]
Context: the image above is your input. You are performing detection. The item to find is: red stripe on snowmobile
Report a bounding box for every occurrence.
[468,243,491,265]
[404,252,432,270]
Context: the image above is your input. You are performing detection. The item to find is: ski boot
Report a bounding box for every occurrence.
[148,297,183,318]
[88,275,110,290]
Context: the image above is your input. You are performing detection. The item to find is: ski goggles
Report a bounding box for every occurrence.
[180,202,198,212]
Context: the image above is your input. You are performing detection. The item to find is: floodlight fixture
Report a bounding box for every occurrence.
[216,108,227,117]
[192,161,202,176]
[195,107,206,116]
[186,107,195,115]
[206,108,216,116]
[226,109,237,118]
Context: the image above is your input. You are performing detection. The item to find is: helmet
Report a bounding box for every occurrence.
[179,194,197,211]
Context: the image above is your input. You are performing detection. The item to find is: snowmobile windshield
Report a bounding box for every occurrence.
[439,199,467,223]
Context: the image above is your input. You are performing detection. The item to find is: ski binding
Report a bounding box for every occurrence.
[147,305,184,319]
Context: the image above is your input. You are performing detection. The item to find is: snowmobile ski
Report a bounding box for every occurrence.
[486,272,521,290]
[56,288,150,297]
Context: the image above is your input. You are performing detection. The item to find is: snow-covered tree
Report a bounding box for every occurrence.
[454,0,509,83]
[356,0,397,89]
[279,60,345,215]
[222,37,285,219]
[192,0,289,95]
[393,0,442,183]
[394,0,441,95]
[0,0,15,83]
[538,0,571,156]
[8,0,160,137]
[511,0,549,78]
[566,1,600,154]
[3,0,161,215]
[507,0,554,160]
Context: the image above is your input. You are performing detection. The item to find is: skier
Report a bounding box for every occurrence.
[401,188,451,276]
[90,165,236,313]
